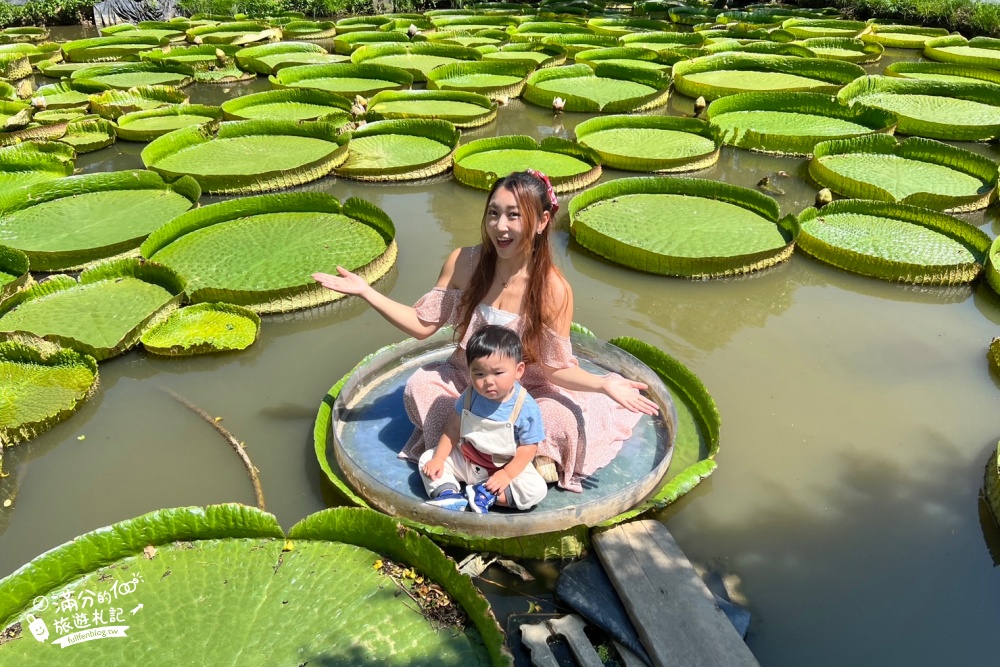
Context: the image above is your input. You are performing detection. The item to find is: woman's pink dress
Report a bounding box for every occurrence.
[399,287,642,493]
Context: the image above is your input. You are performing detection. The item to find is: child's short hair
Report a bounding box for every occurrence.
[466,325,523,365]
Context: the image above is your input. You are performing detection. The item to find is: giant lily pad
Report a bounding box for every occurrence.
[588,17,672,36]
[425,60,533,99]
[862,24,949,49]
[796,37,883,63]
[365,89,497,128]
[283,20,337,40]
[115,104,223,141]
[781,18,868,39]
[186,22,281,46]
[88,85,189,119]
[884,61,1000,86]
[56,117,117,154]
[479,42,566,68]
[706,91,896,156]
[618,31,705,52]
[271,62,413,97]
[142,119,350,194]
[0,141,75,193]
[32,82,92,110]
[336,119,458,182]
[336,15,393,33]
[419,29,509,49]
[0,170,200,271]
[0,54,31,81]
[575,115,721,172]
[332,30,410,55]
[570,176,796,277]
[61,35,165,62]
[142,192,396,313]
[70,62,196,90]
[0,101,32,132]
[140,44,240,70]
[809,134,997,212]
[574,46,672,71]
[795,199,990,284]
[101,23,187,42]
[140,302,260,355]
[673,53,865,100]
[351,43,481,82]
[0,244,29,301]
[924,35,1000,70]
[454,135,601,191]
[523,62,670,112]
[0,259,185,360]
[0,42,63,67]
[235,41,344,75]
[37,60,95,79]
[0,336,98,446]
[838,75,1000,141]
[221,89,352,124]
[0,27,49,44]
[0,505,508,665]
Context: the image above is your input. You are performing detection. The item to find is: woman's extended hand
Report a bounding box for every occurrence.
[312,266,370,297]
[602,375,659,415]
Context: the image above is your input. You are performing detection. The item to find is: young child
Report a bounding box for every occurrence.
[419,325,549,513]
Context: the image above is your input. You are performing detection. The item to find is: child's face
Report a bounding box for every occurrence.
[469,352,525,402]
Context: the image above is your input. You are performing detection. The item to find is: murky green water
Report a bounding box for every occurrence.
[1,27,999,666]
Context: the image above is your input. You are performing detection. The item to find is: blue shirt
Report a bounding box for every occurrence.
[454,382,545,446]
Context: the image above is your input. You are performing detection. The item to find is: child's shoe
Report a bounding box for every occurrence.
[466,484,497,514]
[424,489,468,512]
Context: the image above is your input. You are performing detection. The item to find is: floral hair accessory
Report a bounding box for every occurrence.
[525,168,559,216]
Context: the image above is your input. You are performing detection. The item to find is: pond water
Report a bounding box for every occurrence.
[0,26,999,667]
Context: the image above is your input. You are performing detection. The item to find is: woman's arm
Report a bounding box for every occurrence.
[312,247,467,340]
[541,278,659,415]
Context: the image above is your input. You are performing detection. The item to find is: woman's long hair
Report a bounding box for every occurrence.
[456,171,559,363]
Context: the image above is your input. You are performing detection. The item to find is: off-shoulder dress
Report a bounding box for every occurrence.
[400,287,642,493]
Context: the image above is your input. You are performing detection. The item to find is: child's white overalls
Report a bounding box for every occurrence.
[419,386,548,510]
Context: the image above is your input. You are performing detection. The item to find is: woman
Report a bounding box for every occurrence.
[314,170,657,492]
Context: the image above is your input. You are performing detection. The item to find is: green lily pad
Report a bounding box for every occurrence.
[569,176,796,277]
[0,27,49,43]
[57,118,116,154]
[0,244,29,301]
[454,135,601,191]
[336,118,459,182]
[142,119,350,194]
[0,335,98,446]
[524,63,670,112]
[32,108,88,124]
[795,199,990,284]
[351,43,481,82]
[706,91,896,156]
[0,259,185,360]
[425,60,532,99]
[271,62,413,97]
[479,43,566,68]
[884,61,1000,86]
[673,53,865,100]
[142,192,396,313]
[796,37,883,63]
[235,41,340,75]
[32,82,92,110]
[140,44,240,70]
[186,22,282,46]
[365,89,497,128]
[0,54,31,81]
[809,134,997,212]
[839,75,1000,141]
[575,115,720,172]
[619,31,705,51]
[221,89,352,123]
[862,24,948,49]
[781,18,868,39]
[0,505,508,666]
[924,35,1000,70]
[140,302,260,355]
[989,238,1000,296]
[194,65,256,84]
[70,62,196,90]
[0,141,75,194]
[575,46,671,71]
[115,105,223,142]
[0,102,32,132]
[0,171,200,271]
[332,30,410,55]
[283,20,337,40]
[88,85,189,120]
[61,35,165,63]
[37,60,95,78]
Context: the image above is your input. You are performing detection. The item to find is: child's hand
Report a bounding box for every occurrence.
[422,458,445,480]
[484,470,511,495]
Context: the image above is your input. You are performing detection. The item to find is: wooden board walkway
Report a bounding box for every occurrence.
[593,520,759,667]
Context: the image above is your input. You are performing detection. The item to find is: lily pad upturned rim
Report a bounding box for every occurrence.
[0,258,186,360]
[350,42,483,81]
[862,24,949,48]
[0,170,200,271]
[569,176,796,278]
[795,198,991,284]
[88,84,190,119]
[115,104,224,142]
[234,40,328,74]
[270,61,415,94]
[282,19,338,40]
[69,61,197,90]
[796,37,884,63]
[140,302,261,355]
[780,17,869,39]
[837,75,1000,141]
[0,140,76,189]
[986,237,1000,297]
[574,114,722,172]
[0,334,99,447]
[809,133,999,212]
[313,330,720,559]
[220,88,352,122]
[61,35,167,62]
[141,119,351,195]
[331,29,411,55]
[0,504,511,667]
[454,134,602,191]
[705,90,897,156]
[57,117,117,154]
[139,43,241,70]
[923,34,1000,70]
[672,53,866,101]
[0,244,30,303]
[141,191,396,313]
[424,59,533,99]
[365,88,498,128]
[336,118,460,182]
[884,61,1000,86]
[523,62,671,113]
[479,41,567,68]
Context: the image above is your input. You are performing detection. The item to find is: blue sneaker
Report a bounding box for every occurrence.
[466,484,497,514]
[424,489,468,512]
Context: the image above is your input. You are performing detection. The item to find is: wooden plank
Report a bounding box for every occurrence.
[593,520,759,667]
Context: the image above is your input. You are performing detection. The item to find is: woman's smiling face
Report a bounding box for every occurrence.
[485,186,524,259]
